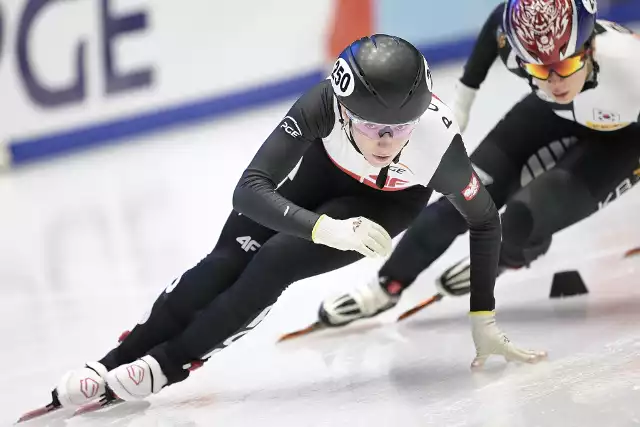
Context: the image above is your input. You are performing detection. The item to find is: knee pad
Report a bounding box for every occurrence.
[500,168,595,268]
[501,201,535,247]
[500,234,552,268]
[500,199,551,268]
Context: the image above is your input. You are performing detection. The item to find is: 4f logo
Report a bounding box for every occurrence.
[236,236,261,252]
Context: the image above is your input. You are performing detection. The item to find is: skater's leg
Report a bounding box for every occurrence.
[47,210,277,408]
[105,188,432,397]
[433,126,640,299]
[99,143,338,370]
[500,126,640,267]
[379,93,580,288]
[98,210,278,370]
[317,96,586,325]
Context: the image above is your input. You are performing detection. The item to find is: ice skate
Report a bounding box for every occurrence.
[105,355,168,401]
[15,361,109,423]
[278,276,399,342]
[396,256,515,321]
[55,361,109,407]
[319,276,400,326]
[395,257,473,322]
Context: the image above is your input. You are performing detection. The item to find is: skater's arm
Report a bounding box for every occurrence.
[233,81,335,239]
[428,134,501,312]
[459,3,505,89]
[450,4,505,132]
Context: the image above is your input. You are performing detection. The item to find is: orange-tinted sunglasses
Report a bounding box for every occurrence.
[520,51,589,80]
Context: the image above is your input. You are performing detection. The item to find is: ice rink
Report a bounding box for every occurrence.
[2,54,640,426]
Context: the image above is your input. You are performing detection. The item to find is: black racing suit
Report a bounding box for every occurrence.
[96,80,501,385]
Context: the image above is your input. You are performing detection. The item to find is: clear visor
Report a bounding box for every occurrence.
[345,109,419,139]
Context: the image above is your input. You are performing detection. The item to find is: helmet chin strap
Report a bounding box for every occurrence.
[580,38,600,91]
[582,55,600,91]
[337,103,363,155]
[337,104,407,189]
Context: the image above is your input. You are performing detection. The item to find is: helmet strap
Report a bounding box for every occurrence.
[338,103,363,155]
[582,49,600,91]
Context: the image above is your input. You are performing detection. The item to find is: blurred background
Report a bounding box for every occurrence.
[2,1,640,424]
[1,0,639,167]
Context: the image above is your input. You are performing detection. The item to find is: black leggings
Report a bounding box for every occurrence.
[99,141,432,384]
[380,93,640,284]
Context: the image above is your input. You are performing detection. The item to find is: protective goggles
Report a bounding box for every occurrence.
[344,109,419,140]
[520,51,588,80]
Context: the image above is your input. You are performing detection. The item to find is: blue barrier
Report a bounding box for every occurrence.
[10,70,324,165]
[8,4,640,167]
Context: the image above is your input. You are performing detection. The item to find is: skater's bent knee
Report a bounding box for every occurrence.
[505,169,596,241]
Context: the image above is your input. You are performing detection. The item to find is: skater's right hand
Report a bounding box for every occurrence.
[469,311,548,369]
[312,215,392,258]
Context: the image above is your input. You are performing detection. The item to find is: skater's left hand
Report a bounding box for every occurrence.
[469,311,547,369]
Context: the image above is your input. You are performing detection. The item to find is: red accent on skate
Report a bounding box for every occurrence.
[386,281,402,295]
[74,401,103,416]
[624,247,640,258]
[80,377,100,398]
[118,330,131,343]
[188,360,204,371]
[127,364,145,385]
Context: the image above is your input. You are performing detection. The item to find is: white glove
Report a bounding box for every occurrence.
[451,81,478,134]
[469,311,547,369]
[312,215,392,258]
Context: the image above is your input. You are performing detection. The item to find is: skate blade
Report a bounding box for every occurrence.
[277,322,325,342]
[73,397,123,416]
[15,403,62,424]
[396,293,444,322]
[624,246,640,258]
